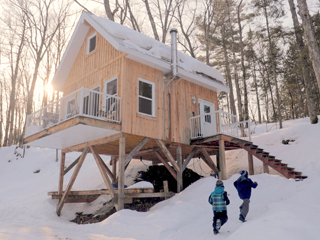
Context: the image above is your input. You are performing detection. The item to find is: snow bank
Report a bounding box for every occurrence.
[0,117,319,239]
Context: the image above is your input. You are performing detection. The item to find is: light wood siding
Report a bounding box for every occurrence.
[169,79,218,144]
[62,26,125,95]
[60,24,218,145]
[121,59,165,139]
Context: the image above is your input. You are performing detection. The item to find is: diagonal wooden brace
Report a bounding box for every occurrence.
[155,139,180,172]
[56,147,89,216]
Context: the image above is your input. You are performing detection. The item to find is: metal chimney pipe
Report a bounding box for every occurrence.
[170,28,178,76]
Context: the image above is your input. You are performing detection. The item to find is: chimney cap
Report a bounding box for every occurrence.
[170,28,178,34]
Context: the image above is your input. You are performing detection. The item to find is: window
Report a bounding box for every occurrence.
[87,33,96,54]
[138,79,155,117]
[104,77,117,114]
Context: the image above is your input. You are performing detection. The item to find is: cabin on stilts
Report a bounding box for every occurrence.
[24,11,307,216]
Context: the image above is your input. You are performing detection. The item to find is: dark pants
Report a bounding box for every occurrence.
[213,210,228,230]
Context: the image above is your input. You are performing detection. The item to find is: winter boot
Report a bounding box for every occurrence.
[214,229,219,235]
[216,219,222,230]
[239,215,246,222]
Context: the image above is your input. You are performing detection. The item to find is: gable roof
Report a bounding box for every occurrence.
[52,11,229,93]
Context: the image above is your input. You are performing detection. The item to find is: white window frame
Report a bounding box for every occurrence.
[104,76,117,97]
[104,76,118,112]
[138,78,155,117]
[87,33,97,54]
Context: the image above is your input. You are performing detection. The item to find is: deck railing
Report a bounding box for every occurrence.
[190,110,252,141]
[25,87,121,137]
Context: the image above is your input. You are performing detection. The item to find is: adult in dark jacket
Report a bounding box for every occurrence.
[208,180,230,235]
[234,170,258,222]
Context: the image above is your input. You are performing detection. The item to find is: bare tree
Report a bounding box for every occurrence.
[297,0,320,92]
[288,0,318,124]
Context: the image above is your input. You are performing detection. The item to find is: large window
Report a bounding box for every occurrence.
[138,79,155,117]
[87,33,96,54]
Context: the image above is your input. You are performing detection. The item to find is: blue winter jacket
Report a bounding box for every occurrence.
[234,175,258,200]
[208,186,230,212]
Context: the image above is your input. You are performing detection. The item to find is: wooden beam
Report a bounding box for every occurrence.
[248,153,254,175]
[155,139,180,172]
[155,152,177,179]
[89,146,115,199]
[112,156,117,183]
[263,163,269,174]
[176,145,183,193]
[62,133,122,153]
[118,134,126,211]
[219,139,227,180]
[49,188,154,196]
[93,151,115,180]
[200,148,219,174]
[58,152,66,195]
[64,156,80,175]
[125,137,150,167]
[182,147,199,171]
[56,147,89,216]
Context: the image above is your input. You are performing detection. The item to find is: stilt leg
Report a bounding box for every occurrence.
[118,134,126,211]
[219,139,227,180]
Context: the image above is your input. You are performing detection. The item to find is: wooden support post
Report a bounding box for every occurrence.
[263,163,269,174]
[219,139,227,180]
[56,147,89,216]
[118,134,126,211]
[155,139,180,172]
[89,146,115,199]
[182,147,198,171]
[112,156,117,184]
[155,152,177,179]
[64,156,80,175]
[163,181,169,200]
[248,153,254,175]
[58,152,66,195]
[176,145,183,193]
[200,148,219,174]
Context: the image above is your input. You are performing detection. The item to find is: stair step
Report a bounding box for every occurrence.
[287,167,295,171]
[268,155,275,160]
[244,143,251,147]
[250,145,258,150]
[262,152,269,158]
[256,148,263,153]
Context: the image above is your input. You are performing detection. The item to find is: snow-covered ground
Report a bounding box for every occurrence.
[1,117,319,239]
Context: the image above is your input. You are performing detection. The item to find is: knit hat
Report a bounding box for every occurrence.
[239,170,248,178]
[216,180,224,187]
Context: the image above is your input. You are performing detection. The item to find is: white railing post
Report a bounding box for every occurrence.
[58,99,62,123]
[79,86,84,115]
[218,110,222,134]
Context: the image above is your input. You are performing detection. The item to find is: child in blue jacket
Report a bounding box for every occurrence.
[208,179,230,235]
[234,170,258,222]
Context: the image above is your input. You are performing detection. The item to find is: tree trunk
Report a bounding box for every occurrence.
[237,0,249,122]
[143,0,160,41]
[288,0,318,124]
[252,60,262,124]
[222,25,237,116]
[226,0,243,122]
[263,2,282,128]
[297,0,320,92]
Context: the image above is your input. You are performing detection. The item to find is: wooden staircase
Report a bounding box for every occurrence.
[238,142,307,180]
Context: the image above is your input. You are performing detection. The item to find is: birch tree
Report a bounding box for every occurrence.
[297,0,320,93]
[288,0,318,124]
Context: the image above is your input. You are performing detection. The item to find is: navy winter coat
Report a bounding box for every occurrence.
[234,175,258,200]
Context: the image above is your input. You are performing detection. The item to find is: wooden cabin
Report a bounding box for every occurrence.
[24,11,306,216]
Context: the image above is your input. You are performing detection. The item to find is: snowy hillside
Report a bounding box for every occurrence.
[0,117,319,240]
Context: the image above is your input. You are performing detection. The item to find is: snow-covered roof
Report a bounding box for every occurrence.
[52,11,229,93]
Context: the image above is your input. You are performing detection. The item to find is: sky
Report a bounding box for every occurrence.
[0,116,320,239]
